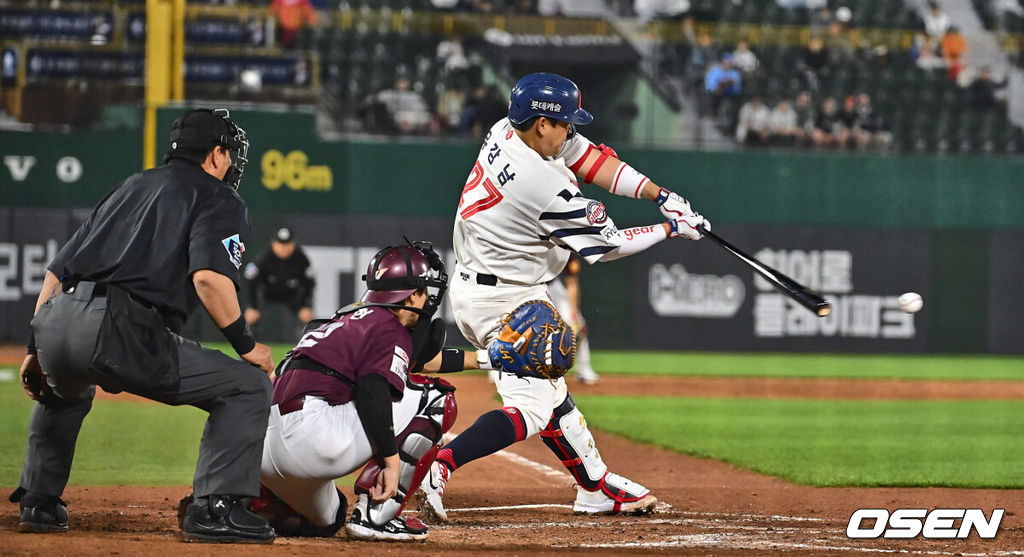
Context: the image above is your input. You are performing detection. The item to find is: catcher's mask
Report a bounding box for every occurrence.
[165,108,249,190]
[359,240,449,372]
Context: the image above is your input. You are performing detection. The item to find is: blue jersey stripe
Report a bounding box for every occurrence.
[540,209,587,220]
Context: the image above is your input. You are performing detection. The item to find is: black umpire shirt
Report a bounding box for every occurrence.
[48,158,250,333]
[245,248,314,310]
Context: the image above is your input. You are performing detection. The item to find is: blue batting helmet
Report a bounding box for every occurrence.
[508,73,593,127]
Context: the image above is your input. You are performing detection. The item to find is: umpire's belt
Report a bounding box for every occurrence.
[62,280,107,298]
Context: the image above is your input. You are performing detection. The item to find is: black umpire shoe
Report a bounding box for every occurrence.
[14,489,69,533]
[181,495,276,544]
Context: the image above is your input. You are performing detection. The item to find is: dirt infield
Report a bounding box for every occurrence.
[1,347,1021,555]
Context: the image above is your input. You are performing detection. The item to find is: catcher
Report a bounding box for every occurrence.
[237,241,474,541]
[417,72,710,521]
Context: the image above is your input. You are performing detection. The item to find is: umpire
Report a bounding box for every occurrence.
[12,108,277,543]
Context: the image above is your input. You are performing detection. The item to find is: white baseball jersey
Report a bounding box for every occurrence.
[453,118,621,285]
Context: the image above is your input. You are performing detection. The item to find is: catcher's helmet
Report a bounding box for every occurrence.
[508,72,593,127]
[362,240,448,316]
[165,108,249,190]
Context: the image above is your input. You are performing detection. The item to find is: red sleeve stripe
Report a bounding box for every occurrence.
[633,177,648,199]
[568,143,597,174]
[611,162,626,195]
[584,151,610,184]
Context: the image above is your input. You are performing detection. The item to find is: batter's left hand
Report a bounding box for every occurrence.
[655,187,694,220]
[20,354,50,401]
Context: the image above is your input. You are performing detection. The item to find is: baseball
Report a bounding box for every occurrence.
[898,292,923,313]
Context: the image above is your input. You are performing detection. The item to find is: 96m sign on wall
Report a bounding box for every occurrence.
[635,226,930,352]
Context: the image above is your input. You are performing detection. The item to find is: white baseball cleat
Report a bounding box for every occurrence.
[572,472,657,515]
[575,367,600,385]
[416,461,450,523]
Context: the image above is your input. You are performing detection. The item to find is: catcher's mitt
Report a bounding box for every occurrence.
[488,300,576,380]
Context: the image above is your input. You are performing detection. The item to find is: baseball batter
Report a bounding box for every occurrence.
[418,73,710,519]
[255,242,462,541]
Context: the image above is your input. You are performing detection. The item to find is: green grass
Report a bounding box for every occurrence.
[575,395,1024,488]
[4,347,1024,488]
[0,380,208,487]
[590,351,1024,381]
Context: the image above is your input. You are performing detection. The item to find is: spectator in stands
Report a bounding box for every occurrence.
[811,7,833,32]
[776,0,826,7]
[437,38,471,75]
[813,97,845,147]
[374,78,432,134]
[855,93,892,148]
[269,0,317,49]
[731,41,759,75]
[798,36,829,92]
[793,91,815,140]
[940,26,968,81]
[704,54,742,113]
[437,83,466,132]
[736,96,772,145]
[839,95,870,148]
[923,1,951,39]
[826,20,855,64]
[971,66,1009,109]
[461,85,507,139]
[769,99,803,145]
[912,34,945,70]
[687,31,719,88]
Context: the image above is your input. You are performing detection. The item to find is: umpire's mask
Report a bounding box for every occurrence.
[361,240,449,372]
[166,108,250,190]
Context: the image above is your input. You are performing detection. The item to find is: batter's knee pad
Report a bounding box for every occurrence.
[539,394,607,491]
[352,374,456,526]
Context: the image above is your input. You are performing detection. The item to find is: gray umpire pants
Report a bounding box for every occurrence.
[21,282,272,499]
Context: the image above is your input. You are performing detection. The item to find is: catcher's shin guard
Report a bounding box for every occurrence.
[540,394,657,515]
[352,374,456,527]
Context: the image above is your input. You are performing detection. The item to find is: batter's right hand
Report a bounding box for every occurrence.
[668,213,710,241]
[242,342,275,375]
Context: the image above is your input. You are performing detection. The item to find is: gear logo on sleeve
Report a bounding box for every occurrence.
[586,201,608,224]
[221,234,245,269]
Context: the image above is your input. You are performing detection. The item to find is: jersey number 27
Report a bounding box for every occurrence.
[458,161,503,219]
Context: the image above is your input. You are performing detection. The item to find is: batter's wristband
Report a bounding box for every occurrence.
[220,315,256,355]
[27,331,37,355]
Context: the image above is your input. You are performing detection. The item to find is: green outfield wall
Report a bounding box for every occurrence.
[3,108,1024,228]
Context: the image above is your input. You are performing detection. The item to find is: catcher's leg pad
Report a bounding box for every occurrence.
[488,300,576,380]
[247,484,347,537]
[352,374,455,526]
[540,394,654,514]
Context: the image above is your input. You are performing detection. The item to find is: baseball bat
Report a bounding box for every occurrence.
[698,225,832,317]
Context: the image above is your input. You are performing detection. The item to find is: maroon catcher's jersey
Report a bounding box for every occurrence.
[271,306,412,406]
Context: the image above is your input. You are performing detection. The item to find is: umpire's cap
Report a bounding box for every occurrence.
[165,108,250,189]
[508,73,593,127]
